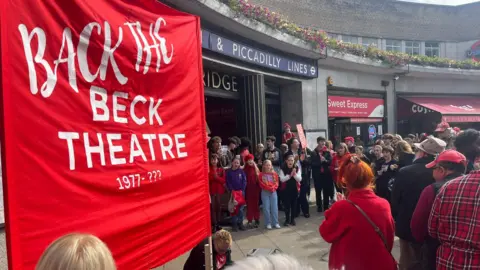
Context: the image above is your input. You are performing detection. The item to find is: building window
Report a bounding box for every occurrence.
[386,40,402,52]
[342,35,359,44]
[362,37,378,48]
[405,41,420,55]
[327,33,338,40]
[425,42,440,57]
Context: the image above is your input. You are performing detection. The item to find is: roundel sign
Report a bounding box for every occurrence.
[466,41,480,62]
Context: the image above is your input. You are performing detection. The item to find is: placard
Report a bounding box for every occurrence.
[0,0,209,269]
[296,124,307,149]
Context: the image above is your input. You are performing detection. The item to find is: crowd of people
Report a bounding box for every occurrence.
[32,121,479,270]
[203,120,480,269]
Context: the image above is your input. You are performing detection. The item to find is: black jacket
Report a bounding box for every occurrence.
[397,152,415,170]
[310,148,332,178]
[261,147,282,168]
[183,238,233,270]
[391,156,436,242]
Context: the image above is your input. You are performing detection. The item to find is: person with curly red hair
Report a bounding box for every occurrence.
[320,156,397,270]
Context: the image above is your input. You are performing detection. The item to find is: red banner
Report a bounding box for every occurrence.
[0,1,209,269]
[328,95,384,118]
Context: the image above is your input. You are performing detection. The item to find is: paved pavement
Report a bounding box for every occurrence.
[158,202,401,269]
[0,189,401,269]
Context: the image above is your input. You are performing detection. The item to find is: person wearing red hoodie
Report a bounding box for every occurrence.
[259,160,281,229]
[209,154,226,232]
[244,154,261,228]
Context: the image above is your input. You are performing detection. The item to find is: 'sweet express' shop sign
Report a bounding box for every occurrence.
[202,30,318,78]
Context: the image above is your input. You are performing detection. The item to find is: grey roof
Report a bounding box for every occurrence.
[249,0,480,41]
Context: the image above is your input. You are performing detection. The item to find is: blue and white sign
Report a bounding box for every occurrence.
[368,125,377,139]
[201,29,210,49]
[202,31,318,78]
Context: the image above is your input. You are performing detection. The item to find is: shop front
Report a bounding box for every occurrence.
[327,95,385,146]
[203,67,243,142]
[201,28,318,147]
[397,96,480,135]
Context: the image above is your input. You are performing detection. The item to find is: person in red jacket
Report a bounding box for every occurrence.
[320,156,397,270]
[330,143,351,192]
[244,154,261,228]
[209,154,226,232]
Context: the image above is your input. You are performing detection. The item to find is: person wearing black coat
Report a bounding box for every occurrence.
[391,136,446,270]
[284,138,311,218]
[183,230,233,270]
[310,136,333,212]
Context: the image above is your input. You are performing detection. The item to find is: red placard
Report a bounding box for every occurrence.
[328,95,384,118]
[0,0,209,269]
[296,124,307,150]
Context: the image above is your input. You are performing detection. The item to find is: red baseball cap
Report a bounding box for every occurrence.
[426,150,467,168]
[344,136,354,143]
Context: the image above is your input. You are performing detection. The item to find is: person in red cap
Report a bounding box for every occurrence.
[344,136,356,154]
[410,150,466,270]
[435,120,455,149]
[282,123,296,144]
[244,154,261,228]
[430,130,480,270]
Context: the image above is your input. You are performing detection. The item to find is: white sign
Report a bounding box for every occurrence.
[356,126,361,135]
[378,125,383,136]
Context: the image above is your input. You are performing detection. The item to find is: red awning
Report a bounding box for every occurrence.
[403,97,480,122]
[350,118,383,123]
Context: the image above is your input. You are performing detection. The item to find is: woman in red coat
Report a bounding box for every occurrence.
[320,156,397,270]
[209,154,226,232]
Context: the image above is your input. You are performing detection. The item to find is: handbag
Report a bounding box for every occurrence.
[346,199,399,269]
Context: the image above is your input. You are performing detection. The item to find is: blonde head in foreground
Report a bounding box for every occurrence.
[36,233,116,270]
[228,254,313,270]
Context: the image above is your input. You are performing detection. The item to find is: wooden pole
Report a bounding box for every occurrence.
[204,236,213,270]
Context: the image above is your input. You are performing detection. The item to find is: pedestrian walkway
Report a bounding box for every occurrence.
[159,189,401,269]
[0,189,401,269]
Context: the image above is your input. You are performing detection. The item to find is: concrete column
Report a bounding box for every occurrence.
[243,74,266,147]
[386,80,396,133]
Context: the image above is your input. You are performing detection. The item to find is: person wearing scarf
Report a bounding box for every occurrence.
[330,143,352,193]
[279,154,302,226]
[244,154,261,228]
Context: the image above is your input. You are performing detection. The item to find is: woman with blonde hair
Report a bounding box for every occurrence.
[395,140,415,170]
[36,233,116,270]
[320,157,396,270]
[184,229,233,270]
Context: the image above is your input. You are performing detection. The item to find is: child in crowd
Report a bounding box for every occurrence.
[259,160,280,229]
[226,158,247,231]
[209,154,226,232]
[244,154,261,228]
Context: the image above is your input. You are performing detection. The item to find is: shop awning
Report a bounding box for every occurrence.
[403,97,480,122]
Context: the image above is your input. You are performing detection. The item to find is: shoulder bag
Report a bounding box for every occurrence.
[346,199,398,269]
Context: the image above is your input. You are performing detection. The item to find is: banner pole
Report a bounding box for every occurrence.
[204,236,213,270]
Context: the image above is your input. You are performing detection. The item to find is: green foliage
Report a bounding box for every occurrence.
[220,0,480,70]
